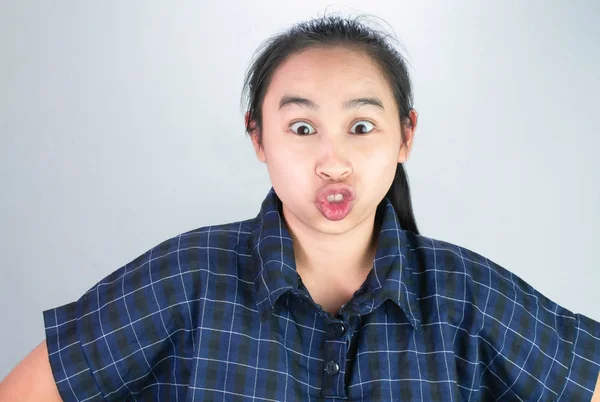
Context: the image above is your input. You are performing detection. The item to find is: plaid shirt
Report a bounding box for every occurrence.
[43,187,600,401]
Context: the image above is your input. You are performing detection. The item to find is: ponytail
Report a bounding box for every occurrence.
[386,163,419,235]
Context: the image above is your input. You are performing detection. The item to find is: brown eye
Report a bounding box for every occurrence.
[351,120,375,134]
[290,121,315,135]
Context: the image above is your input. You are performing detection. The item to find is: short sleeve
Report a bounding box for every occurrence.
[477,258,600,401]
[558,312,600,400]
[43,238,200,401]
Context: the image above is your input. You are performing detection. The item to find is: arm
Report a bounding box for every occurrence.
[0,339,62,402]
[594,372,600,402]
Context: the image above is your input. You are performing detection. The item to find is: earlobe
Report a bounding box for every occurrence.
[397,147,409,164]
[250,131,266,164]
[397,131,414,164]
[250,133,266,163]
[255,142,267,164]
[398,109,417,163]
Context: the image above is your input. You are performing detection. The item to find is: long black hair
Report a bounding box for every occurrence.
[240,14,420,235]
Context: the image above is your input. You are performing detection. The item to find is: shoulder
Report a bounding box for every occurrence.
[42,217,260,401]
[67,217,259,337]
[110,217,257,286]
[404,231,540,310]
[404,231,580,336]
[403,230,571,350]
[404,230,505,278]
[404,231,600,400]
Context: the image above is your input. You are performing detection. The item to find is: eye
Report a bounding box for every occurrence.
[350,120,375,134]
[290,121,316,135]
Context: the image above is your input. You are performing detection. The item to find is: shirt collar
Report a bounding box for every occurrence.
[251,187,421,330]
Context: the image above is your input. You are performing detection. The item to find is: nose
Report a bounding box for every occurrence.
[315,137,352,181]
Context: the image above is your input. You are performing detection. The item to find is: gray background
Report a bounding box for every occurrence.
[1,1,598,380]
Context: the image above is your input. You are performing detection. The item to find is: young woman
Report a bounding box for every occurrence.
[2,14,600,402]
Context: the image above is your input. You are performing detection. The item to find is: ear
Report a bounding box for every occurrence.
[398,109,418,164]
[246,111,266,163]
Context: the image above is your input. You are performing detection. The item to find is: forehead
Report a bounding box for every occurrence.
[266,46,392,102]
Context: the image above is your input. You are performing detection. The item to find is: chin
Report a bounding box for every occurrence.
[313,213,360,233]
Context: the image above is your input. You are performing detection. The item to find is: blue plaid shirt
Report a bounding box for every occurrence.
[43,187,600,401]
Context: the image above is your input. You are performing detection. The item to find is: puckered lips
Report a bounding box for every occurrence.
[314,183,356,221]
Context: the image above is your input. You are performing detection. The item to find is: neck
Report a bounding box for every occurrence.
[282,205,380,281]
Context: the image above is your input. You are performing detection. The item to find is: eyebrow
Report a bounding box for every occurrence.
[278,95,385,111]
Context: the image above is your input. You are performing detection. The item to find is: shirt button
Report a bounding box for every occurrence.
[325,361,340,375]
[334,323,347,337]
[327,323,347,338]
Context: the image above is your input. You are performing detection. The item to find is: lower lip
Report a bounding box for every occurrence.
[316,198,354,221]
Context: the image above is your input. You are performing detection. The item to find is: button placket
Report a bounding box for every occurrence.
[320,319,349,398]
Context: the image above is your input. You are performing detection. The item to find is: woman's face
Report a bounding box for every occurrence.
[250,46,416,236]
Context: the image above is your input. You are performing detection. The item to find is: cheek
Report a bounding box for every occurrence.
[263,142,308,185]
[263,131,308,166]
[355,140,400,168]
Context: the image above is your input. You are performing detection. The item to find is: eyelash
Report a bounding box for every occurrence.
[289,120,376,136]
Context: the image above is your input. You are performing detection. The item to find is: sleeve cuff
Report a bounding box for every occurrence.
[43,301,105,402]
[558,313,600,400]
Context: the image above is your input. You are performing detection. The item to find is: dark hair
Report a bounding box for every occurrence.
[240,14,420,235]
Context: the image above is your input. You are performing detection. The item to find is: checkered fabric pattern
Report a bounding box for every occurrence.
[43,187,600,401]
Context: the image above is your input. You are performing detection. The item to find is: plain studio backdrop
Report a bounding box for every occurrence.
[1,1,599,380]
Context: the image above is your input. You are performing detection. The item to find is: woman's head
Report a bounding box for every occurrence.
[241,15,420,237]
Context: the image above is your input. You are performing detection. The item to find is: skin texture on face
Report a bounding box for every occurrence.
[249,45,417,281]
